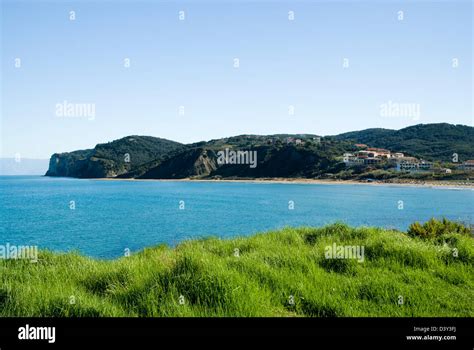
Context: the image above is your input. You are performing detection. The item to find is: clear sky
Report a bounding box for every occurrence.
[1,0,472,159]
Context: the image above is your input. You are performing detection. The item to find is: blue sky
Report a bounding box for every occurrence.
[1,0,472,158]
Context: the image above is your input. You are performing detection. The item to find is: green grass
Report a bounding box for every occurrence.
[1,223,473,317]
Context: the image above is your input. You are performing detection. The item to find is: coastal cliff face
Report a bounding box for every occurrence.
[140,148,219,179]
[45,151,94,177]
[45,136,186,178]
[46,154,124,178]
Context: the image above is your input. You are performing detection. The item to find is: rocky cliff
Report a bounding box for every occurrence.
[45,136,186,178]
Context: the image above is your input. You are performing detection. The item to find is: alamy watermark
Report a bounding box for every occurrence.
[0,243,38,263]
[324,243,365,263]
[55,100,95,121]
[18,324,55,344]
[217,148,257,168]
[380,100,420,121]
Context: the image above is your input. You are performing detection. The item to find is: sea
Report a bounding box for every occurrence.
[1,176,472,258]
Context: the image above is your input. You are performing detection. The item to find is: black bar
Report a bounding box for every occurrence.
[0,317,472,348]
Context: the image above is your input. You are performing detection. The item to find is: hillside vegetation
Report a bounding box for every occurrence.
[1,221,472,317]
[44,123,474,180]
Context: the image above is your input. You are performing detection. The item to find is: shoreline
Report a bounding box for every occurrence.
[91,177,474,189]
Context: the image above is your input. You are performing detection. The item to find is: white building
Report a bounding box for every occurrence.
[395,157,433,172]
[457,160,474,171]
[392,152,405,158]
[343,153,365,166]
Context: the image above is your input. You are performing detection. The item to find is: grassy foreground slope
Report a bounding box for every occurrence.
[1,223,473,317]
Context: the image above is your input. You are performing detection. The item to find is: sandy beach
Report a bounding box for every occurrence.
[93,177,474,189]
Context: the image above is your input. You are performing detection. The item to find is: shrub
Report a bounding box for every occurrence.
[407,218,471,239]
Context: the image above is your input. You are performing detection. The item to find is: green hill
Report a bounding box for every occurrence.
[44,123,474,179]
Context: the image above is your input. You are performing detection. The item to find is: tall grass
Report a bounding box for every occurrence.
[1,223,473,317]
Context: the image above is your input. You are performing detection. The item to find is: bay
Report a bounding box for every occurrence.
[0,176,472,258]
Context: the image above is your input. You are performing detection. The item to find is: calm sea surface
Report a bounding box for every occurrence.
[1,176,472,258]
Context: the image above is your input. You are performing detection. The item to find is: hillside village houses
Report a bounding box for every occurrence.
[343,145,434,172]
[263,135,322,146]
[285,137,311,145]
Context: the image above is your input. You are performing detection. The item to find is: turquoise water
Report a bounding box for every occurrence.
[1,176,472,258]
